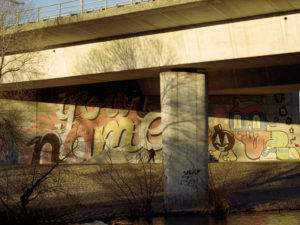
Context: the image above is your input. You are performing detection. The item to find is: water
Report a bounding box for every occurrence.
[159,211,300,225]
[79,211,300,225]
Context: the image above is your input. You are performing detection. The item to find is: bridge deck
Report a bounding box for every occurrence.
[10,0,300,52]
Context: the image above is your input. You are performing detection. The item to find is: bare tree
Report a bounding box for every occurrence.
[6,1,24,5]
[205,163,232,217]
[96,149,164,220]
[0,133,82,225]
[0,0,46,167]
[0,96,83,224]
[75,38,177,220]
[0,0,43,83]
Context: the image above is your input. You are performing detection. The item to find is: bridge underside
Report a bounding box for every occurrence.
[1,61,300,96]
[3,9,300,95]
[2,0,300,213]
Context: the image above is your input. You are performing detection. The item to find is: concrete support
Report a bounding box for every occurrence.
[160,71,208,212]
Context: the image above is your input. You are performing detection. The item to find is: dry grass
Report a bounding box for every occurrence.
[203,163,233,217]
[95,159,164,217]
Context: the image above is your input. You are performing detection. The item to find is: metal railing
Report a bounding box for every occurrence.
[11,0,153,25]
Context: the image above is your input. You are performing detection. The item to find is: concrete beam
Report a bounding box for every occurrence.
[3,11,300,92]
[0,69,159,91]
[208,65,300,95]
[209,83,300,95]
[7,0,300,52]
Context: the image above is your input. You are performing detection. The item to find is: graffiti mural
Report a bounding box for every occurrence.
[209,94,300,162]
[29,96,162,164]
[0,81,299,164]
[27,133,60,164]
[209,124,237,161]
[0,82,162,165]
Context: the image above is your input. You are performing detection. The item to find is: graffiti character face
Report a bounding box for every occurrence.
[274,94,285,103]
[279,106,288,117]
[212,124,235,152]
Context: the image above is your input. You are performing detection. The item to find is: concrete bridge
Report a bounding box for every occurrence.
[2,0,300,212]
[5,0,300,93]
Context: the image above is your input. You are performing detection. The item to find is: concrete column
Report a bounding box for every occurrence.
[160,71,208,212]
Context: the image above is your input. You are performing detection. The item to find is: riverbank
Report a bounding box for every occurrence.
[66,209,300,225]
[212,162,300,212]
[5,161,300,224]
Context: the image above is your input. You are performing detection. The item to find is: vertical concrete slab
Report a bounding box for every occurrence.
[160,71,208,212]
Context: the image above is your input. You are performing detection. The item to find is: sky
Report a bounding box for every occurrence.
[32,0,122,8]
[18,0,130,21]
[21,0,65,8]
[34,0,65,7]
[14,0,148,23]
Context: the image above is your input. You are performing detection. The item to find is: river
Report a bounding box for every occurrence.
[75,210,300,225]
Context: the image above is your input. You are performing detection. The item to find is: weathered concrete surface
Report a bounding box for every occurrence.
[208,64,300,95]
[113,65,300,96]
[4,10,300,93]
[160,71,208,212]
[9,0,300,51]
[2,63,300,95]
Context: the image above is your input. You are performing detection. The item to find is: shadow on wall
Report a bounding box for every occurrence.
[0,82,299,166]
[0,0,47,85]
[160,71,208,211]
[0,80,163,165]
[73,38,178,74]
[0,36,181,166]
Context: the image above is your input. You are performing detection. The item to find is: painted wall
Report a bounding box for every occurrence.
[0,80,299,164]
[208,93,300,162]
[0,81,163,164]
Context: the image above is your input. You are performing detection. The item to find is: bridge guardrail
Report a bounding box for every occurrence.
[10,0,153,25]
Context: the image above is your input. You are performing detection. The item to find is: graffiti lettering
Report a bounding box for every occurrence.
[27,133,60,164]
[289,127,296,144]
[139,112,162,151]
[93,118,141,153]
[180,169,201,189]
[55,97,76,158]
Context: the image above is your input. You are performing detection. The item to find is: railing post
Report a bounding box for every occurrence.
[36,8,39,22]
[58,4,61,17]
[131,0,133,5]
[105,0,107,9]
[16,12,20,25]
[81,0,84,14]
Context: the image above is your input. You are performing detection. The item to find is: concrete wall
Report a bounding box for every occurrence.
[0,80,299,165]
[0,80,163,164]
[208,93,300,162]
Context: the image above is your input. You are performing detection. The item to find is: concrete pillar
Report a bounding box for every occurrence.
[160,71,208,212]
